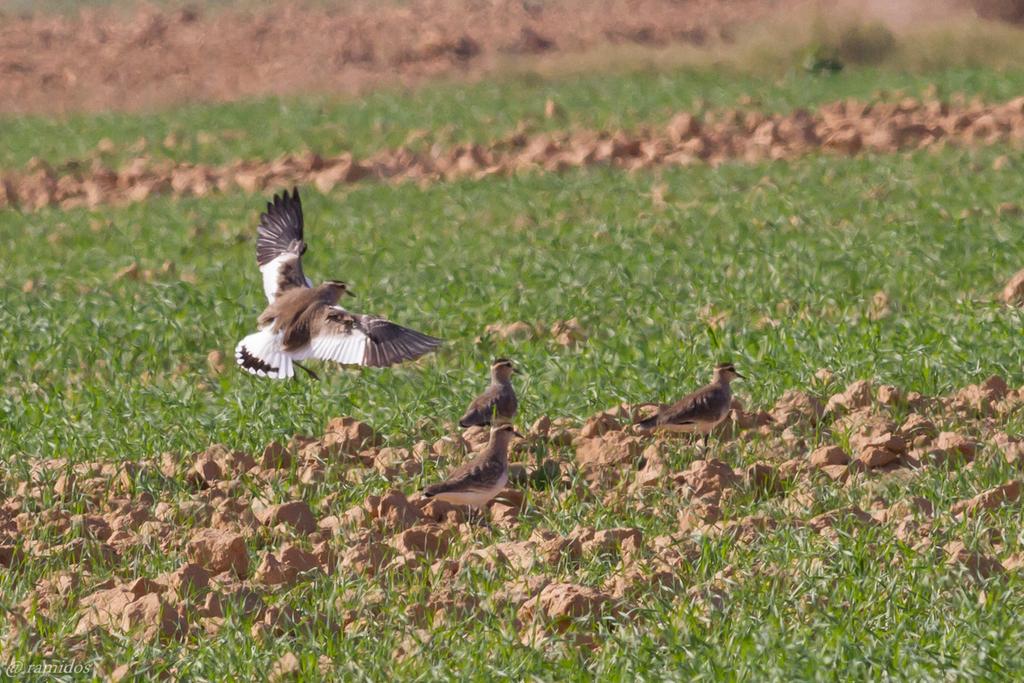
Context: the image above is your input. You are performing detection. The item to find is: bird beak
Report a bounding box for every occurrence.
[513,430,524,438]
[512,368,520,375]
[345,289,356,297]
[736,372,747,380]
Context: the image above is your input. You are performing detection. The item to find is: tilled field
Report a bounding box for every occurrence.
[4,375,1024,676]
[4,91,1024,213]
[0,0,780,115]
[3,142,1024,673]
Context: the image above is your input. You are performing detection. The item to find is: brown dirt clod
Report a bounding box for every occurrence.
[1003,269,1024,306]
[186,528,249,578]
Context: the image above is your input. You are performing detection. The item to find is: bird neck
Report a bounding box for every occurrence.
[488,432,513,457]
[711,372,732,387]
[316,283,344,304]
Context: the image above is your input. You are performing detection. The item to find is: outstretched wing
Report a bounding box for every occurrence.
[261,250,310,304]
[308,307,443,368]
[257,187,304,266]
[257,188,312,302]
[357,315,444,367]
[234,328,295,380]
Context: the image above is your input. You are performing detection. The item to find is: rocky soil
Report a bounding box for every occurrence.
[0,0,780,115]
[3,91,1024,213]
[3,371,1024,658]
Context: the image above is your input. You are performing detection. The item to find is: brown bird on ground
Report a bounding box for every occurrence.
[635,362,745,449]
[422,423,519,510]
[235,188,442,380]
[459,358,518,428]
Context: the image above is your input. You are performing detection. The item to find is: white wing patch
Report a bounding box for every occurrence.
[259,254,313,303]
[235,328,295,379]
[309,326,369,365]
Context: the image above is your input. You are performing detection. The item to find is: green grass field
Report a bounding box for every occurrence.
[2,62,1024,680]
[6,66,1024,170]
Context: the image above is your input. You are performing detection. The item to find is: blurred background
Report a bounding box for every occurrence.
[1,0,1023,116]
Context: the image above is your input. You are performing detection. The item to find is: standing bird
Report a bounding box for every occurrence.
[422,423,519,511]
[634,362,745,449]
[235,188,443,380]
[459,358,518,428]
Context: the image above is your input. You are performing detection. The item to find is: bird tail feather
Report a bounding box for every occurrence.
[235,329,294,380]
[635,415,658,430]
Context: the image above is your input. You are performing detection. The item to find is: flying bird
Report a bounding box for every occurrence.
[635,362,745,449]
[459,358,518,428]
[235,188,442,380]
[422,423,519,510]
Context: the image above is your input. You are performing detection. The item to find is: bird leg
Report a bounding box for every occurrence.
[469,506,492,529]
[293,362,320,381]
[702,432,710,455]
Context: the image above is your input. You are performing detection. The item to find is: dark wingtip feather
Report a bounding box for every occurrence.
[236,344,279,376]
[363,326,443,368]
[256,187,305,267]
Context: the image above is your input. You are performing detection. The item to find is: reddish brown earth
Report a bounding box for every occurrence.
[4,373,1024,647]
[3,92,1024,213]
[0,0,782,115]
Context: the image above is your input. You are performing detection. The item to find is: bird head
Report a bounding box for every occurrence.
[714,362,745,382]
[491,358,517,381]
[490,422,523,443]
[323,280,355,297]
